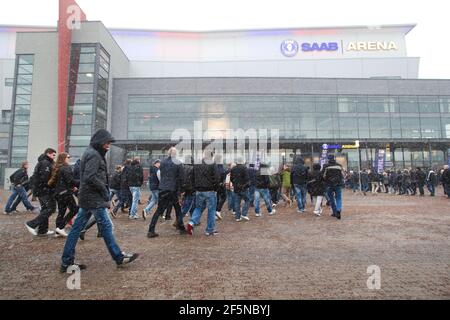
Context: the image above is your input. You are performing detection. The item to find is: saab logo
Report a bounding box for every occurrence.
[281,39,299,57]
[301,42,339,52]
[347,41,398,51]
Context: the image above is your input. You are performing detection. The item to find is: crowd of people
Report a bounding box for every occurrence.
[3,128,450,271]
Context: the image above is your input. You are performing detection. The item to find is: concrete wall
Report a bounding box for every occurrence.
[129,57,419,79]
[15,32,58,170]
[111,77,450,141]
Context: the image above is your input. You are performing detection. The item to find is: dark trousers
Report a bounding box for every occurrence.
[216,186,227,212]
[148,190,185,233]
[418,183,425,195]
[27,194,57,234]
[55,193,78,229]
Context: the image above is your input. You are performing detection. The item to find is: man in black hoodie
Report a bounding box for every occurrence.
[61,129,139,271]
[231,157,251,221]
[291,156,309,213]
[25,148,57,236]
[322,154,344,220]
[127,158,144,219]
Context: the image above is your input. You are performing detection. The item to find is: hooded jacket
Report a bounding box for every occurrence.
[126,160,144,187]
[322,159,344,187]
[32,154,55,197]
[307,164,325,196]
[78,129,115,209]
[230,164,250,193]
[291,157,309,186]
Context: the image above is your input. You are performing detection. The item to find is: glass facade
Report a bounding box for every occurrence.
[9,54,34,166]
[127,94,450,140]
[66,44,110,160]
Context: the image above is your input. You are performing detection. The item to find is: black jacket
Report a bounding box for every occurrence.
[442,169,450,185]
[307,169,325,196]
[322,160,344,187]
[73,159,81,188]
[148,165,160,191]
[230,164,250,193]
[126,161,144,187]
[192,160,220,192]
[248,167,257,187]
[78,129,114,209]
[360,172,369,184]
[291,158,309,186]
[159,156,182,192]
[55,165,76,196]
[181,164,193,192]
[416,170,426,185]
[110,171,122,190]
[10,168,28,187]
[255,170,270,189]
[120,165,130,189]
[32,154,55,197]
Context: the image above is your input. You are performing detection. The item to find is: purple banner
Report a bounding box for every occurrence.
[377,150,386,174]
[320,144,328,169]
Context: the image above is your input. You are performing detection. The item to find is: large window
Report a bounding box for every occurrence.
[126,94,450,142]
[66,44,110,160]
[9,54,34,166]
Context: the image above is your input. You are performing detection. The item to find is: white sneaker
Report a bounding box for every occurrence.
[255,213,261,217]
[241,215,250,221]
[25,223,38,236]
[272,203,276,208]
[269,209,276,215]
[55,228,69,237]
[236,218,242,222]
[313,210,321,217]
[215,211,222,220]
[38,230,55,236]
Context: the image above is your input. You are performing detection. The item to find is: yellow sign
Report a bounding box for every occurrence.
[342,140,360,149]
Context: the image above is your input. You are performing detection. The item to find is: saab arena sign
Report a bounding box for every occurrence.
[346,41,398,51]
[301,42,339,52]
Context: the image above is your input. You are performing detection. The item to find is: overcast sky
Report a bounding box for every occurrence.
[1,0,449,78]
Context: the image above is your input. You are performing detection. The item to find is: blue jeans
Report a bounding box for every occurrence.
[189,191,217,233]
[129,187,141,217]
[61,207,123,266]
[234,189,250,219]
[181,193,195,215]
[144,190,159,213]
[327,186,343,215]
[109,189,119,202]
[361,183,369,193]
[426,182,435,195]
[226,190,235,211]
[249,185,256,206]
[254,188,273,214]
[5,185,34,212]
[293,184,307,210]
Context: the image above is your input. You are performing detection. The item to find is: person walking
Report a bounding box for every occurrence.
[48,153,79,237]
[369,169,379,194]
[426,169,437,196]
[291,156,309,213]
[147,147,187,238]
[322,155,344,220]
[360,169,369,196]
[127,158,144,220]
[307,163,325,216]
[185,151,220,236]
[4,161,38,215]
[254,163,276,217]
[25,148,57,236]
[416,167,426,196]
[142,159,161,219]
[441,165,450,198]
[224,163,236,215]
[247,163,257,208]
[60,129,139,271]
[109,165,122,205]
[231,157,251,222]
[214,154,227,220]
[268,167,281,206]
[280,164,293,206]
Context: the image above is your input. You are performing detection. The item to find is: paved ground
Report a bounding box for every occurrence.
[0,188,449,300]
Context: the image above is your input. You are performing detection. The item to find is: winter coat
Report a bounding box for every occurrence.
[73,159,81,188]
[148,165,160,191]
[192,160,220,192]
[291,158,309,186]
[110,171,122,190]
[78,129,114,209]
[322,160,344,187]
[307,169,325,196]
[126,161,144,187]
[10,168,29,187]
[255,170,270,189]
[231,164,250,193]
[32,154,55,197]
[441,169,450,186]
[416,170,426,185]
[158,156,182,192]
[55,165,76,196]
